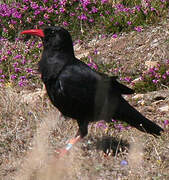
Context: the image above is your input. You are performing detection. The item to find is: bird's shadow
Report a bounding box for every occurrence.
[83,136,130,156]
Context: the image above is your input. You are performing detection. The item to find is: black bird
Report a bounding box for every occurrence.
[21,27,163,156]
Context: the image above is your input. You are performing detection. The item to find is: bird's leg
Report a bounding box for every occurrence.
[57,135,82,157]
[57,120,88,157]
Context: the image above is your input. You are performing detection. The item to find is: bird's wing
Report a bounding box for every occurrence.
[58,62,99,104]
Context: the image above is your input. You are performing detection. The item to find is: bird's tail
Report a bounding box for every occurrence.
[115,98,164,136]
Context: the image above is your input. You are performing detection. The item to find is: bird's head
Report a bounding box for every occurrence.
[21,26,74,56]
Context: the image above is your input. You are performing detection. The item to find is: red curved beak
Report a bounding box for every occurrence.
[21,29,44,37]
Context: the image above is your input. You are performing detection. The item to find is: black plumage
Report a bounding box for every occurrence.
[21,26,163,144]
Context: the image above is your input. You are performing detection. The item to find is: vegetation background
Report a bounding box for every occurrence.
[0,0,169,179]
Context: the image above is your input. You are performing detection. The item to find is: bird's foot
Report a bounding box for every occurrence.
[55,135,81,158]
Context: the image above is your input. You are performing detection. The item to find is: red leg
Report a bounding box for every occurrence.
[57,135,81,157]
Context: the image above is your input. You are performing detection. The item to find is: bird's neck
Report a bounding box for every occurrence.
[38,50,75,82]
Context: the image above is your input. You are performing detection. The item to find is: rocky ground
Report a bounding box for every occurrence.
[0,18,169,180]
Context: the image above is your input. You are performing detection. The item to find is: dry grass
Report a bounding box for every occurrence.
[0,86,169,180]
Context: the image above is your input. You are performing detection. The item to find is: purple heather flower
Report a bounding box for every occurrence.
[59,7,65,13]
[1,75,5,78]
[7,50,12,55]
[112,119,117,122]
[152,79,159,84]
[149,67,155,73]
[23,5,29,11]
[124,77,132,83]
[39,6,45,11]
[59,0,67,6]
[15,38,20,42]
[12,11,22,19]
[31,2,39,10]
[96,120,107,129]
[134,26,143,32]
[162,74,167,79]
[70,12,75,16]
[34,10,41,15]
[31,41,36,46]
[26,68,33,73]
[13,62,19,68]
[127,21,132,25]
[10,20,17,24]
[0,69,2,74]
[63,21,69,26]
[115,3,124,10]
[0,79,4,82]
[144,9,148,15]
[21,59,26,65]
[155,74,160,79]
[123,8,130,12]
[80,0,91,8]
[18,80,26,87]
[89,18,94,23]
[111,18,114,22]
[94,49,98,55]
[150,7,155,11]
[101,0,108,4]
[114,123,125,131]
[11,75,17,80]
[20,76,26,80]
[47,8,54,13]
[164,120,168,126]
[87,61,98,70]
[38,42,43,48]
[38,21,44,26]
[78,14,87,20]
[1,55,8,61]
[3,28,8,33]
[105,11,110,15]
[14,54,22,59]
[44,13,49,19]
[112,34,118,38]
[15,67,21,73]
[91,6,98,13]
[135,5,141,11]
[55,10,59,15]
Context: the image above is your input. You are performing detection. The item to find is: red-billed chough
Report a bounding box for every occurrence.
[21,26,163,156]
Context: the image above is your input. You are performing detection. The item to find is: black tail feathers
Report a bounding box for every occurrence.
[115,98,164,136]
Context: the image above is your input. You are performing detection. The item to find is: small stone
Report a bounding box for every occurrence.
[150,39,159,47]
[132,77,142,83]
[145,60,159,69]
[74,44,81,51]
[132,94,144,100]
[76,51,89,59]
[159,105,169,112]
